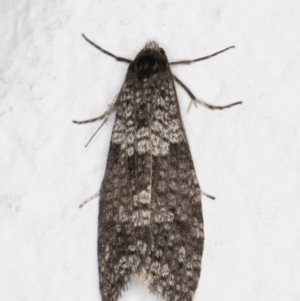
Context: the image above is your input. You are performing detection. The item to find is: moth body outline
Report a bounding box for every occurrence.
[74,35,242,301]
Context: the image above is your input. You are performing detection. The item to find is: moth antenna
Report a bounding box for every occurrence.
[170,45,235,65]
[82,34,132,64]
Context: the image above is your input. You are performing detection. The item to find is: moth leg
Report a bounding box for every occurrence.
[73,114,106,124]
[83,116,110,147]
[173,74,242,112]
[82,34,132,64]
[72,102,114,124]
[73,101,116,147]
[79,191,100,208]
[201,189,215,200]
[170,45,235,65]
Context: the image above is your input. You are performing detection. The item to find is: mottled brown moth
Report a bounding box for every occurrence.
[73,34,242,301]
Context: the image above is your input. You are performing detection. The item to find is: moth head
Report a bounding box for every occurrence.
[143,41,160,51]
[129,41,168,81]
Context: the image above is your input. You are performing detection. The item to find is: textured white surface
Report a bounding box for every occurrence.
[1,0,299,300]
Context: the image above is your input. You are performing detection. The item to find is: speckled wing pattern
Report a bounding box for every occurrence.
[98,41,204,301]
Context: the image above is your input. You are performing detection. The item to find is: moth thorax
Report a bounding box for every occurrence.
[134,51,167,81]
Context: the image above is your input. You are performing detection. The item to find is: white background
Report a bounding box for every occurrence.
[1,0,299,300]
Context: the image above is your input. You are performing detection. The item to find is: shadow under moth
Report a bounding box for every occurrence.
[73,34,242,301]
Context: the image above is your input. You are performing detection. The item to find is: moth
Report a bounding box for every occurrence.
[73,35,242,301]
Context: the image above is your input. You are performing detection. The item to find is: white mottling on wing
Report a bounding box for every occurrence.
[133,188,151,205]
[127,146,134,156]
[127,132,134,144]
[154,210,174,223]
[178,246,186,262]
[137,240,148,255]
[118,206,128,222]
[161,264,170,276]
[157,96,166,107]
[137,127,150,139]
[137,139,150,154]
[132,210,150,226]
